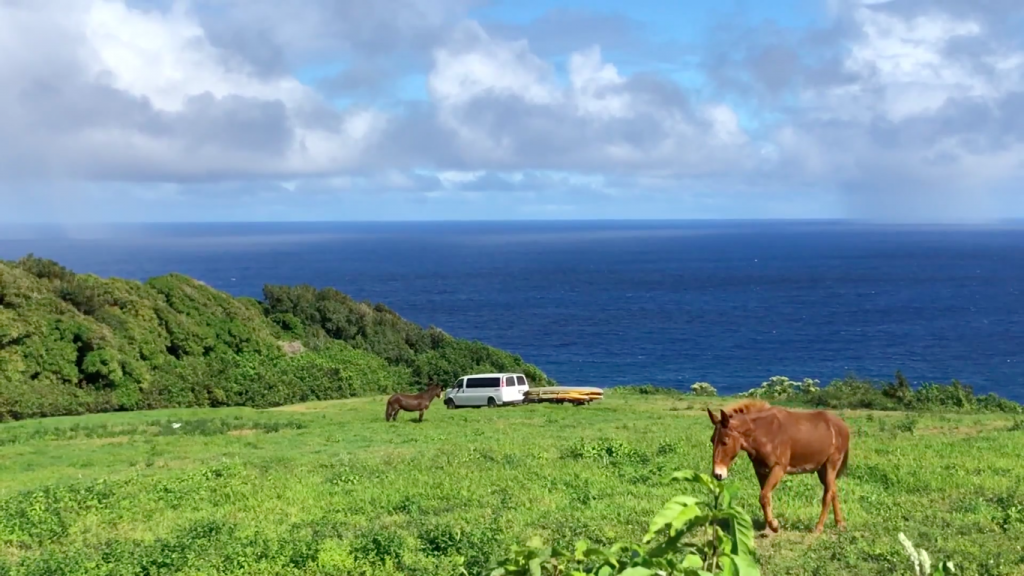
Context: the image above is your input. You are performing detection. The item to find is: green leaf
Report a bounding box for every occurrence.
[644,495,699,542]
[647,518,708,558]
[719,555,740,576]
[720,553,761,576]
[668,470,719,494]
[682,553,704,568]
[667,470,700,482]
[718,507,757,558]
[574,540,589,557]
[719,482,738,509]
[669,502,704,537]
[619,568,655,576]
[667,469,716,491]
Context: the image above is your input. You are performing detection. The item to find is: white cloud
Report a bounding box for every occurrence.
[758,0,1024,220]
[841,8,988,120]
[0,0,387,181]
[424,23,755,174]
[429,22,561,106]
[568,46,631,119]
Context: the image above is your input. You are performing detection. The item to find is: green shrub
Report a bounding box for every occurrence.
[690,382,717,396]
[767,373,1022,415]
[607,385,686,397]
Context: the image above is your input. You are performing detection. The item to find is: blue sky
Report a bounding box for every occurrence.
[1,0,1023,223]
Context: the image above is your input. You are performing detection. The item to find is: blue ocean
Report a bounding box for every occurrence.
[3,220,1023,401]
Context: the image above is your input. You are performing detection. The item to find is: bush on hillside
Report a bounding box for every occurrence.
[261,284,553,388]
[146,342,409,410]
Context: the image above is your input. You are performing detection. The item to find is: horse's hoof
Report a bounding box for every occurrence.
[837,523,847,532]
[812,526,823,534]
[768,520,780,533]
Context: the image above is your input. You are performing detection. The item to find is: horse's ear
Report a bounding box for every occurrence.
[707,407,719,425]
[719,410,731,428]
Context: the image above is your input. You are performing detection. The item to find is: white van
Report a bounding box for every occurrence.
[444,373,530,408]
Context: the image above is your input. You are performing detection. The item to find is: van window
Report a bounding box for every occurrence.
[503,376,516,387]
[515,375,527,387]
[467,377,501,389]
[455,378,465,389]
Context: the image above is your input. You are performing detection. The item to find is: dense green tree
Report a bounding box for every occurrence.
[260,284,551,388]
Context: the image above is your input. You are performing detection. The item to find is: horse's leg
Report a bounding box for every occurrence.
[755,467,769,489]
[814,467,832,533]
[814,464,839,533]
[759,466,785,533]
[419,409,424,422]
[830,457,846,530]
[753,468,771,533]
[832,484,846,530]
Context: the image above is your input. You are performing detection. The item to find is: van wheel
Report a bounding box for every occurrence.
[487,397,497,408]
[445,399,455,409]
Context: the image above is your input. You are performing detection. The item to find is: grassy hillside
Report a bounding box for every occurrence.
[0,394,1022,575]
[0,255,552,421]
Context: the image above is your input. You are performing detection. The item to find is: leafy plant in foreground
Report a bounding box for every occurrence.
[490,470,759,576]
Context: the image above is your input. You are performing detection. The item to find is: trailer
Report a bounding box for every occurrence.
[522,386,604,406]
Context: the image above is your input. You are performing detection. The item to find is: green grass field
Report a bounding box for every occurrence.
[1,393,1023,576]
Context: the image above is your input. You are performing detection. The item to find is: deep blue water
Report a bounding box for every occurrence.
[2,220,1023,401]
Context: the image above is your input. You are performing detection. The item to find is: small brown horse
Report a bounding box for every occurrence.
[385,384,444,422]
[707,399,850,534]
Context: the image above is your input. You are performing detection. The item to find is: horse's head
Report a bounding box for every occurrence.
[707,407,746,481]
[428,383,444,399]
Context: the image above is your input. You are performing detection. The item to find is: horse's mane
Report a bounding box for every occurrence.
[722,399,771,416]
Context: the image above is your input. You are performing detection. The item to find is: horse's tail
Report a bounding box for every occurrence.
[837,446,850,478]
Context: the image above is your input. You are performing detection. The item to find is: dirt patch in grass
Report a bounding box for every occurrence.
[916,421,1011,436]
[278,341,305,356]
[83,435,133,446]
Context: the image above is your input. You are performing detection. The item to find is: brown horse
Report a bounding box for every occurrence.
[707,399,850,534]
[385,384,444,422]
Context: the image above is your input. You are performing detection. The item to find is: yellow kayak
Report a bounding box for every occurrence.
[523,386,604,404]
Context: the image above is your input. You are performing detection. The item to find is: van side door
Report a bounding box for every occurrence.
[464,377,485,406]
[451,378,466,405]
[503,375,518,401]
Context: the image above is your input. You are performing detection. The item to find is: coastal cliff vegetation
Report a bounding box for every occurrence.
[0,255,552,421]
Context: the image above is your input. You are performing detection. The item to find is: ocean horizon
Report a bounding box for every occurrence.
[3,220,1022,401]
